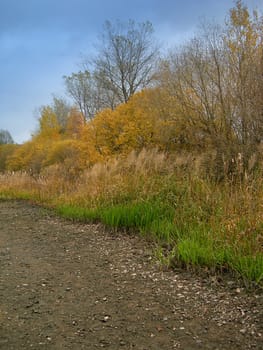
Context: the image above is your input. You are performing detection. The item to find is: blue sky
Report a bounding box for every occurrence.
[0,0,262,143]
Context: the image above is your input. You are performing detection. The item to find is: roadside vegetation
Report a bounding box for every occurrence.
[0,1,262,286]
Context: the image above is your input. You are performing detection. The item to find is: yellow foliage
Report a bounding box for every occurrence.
[0,144,19,172]
[6,140,47,173]
[65,108,85,138]
[45,139,81,165]
[227,0,261,57]
[37,106,61,139]
[79,89,182,161]
[78,121,106,167]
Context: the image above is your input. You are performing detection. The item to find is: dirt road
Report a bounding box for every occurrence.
[0,200,262,349]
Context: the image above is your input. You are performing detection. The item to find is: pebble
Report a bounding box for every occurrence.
[102,316,110,322]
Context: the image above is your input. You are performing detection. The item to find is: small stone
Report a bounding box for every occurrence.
[102,316,110,322]
[227,281,235,286]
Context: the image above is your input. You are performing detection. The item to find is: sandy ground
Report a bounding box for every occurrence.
[0,200,262,349]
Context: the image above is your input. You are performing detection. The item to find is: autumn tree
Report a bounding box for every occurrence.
[43,138,83,179]
[0,144,18,172]
[6,140,46,174]
[225,0,263,152]
[158,1,263,179]
[36,106,61,139]
[80,91,160,159]
[65,108,85,138]
[159,37,225,154]
[91,20,159,105]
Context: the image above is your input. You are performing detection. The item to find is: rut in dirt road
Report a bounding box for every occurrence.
[0,200,262,349]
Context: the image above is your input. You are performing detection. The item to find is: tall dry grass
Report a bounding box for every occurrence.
[0,148,262,284]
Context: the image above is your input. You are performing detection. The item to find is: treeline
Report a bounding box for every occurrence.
[1,1,262,181]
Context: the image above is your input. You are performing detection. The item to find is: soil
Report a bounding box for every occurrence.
[0,200,262,350]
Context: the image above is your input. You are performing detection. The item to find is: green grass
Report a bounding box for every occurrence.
[99,201,174,232]
[149,218,179,242]
[0,190,32,201]
[229,254,263,285]
[56,204,100,222]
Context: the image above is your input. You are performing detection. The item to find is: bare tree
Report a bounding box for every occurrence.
[92,20,159,105]
[0,129,14,144]
[64,71,95,121]
[51,96,72,131]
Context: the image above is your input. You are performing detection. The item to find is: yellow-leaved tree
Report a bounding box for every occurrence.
[7,106,63,173]
[79,91,158,161]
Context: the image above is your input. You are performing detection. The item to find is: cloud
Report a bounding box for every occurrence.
[1,0,262,143]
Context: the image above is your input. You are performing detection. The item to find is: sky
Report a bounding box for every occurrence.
[0,0,262,144]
